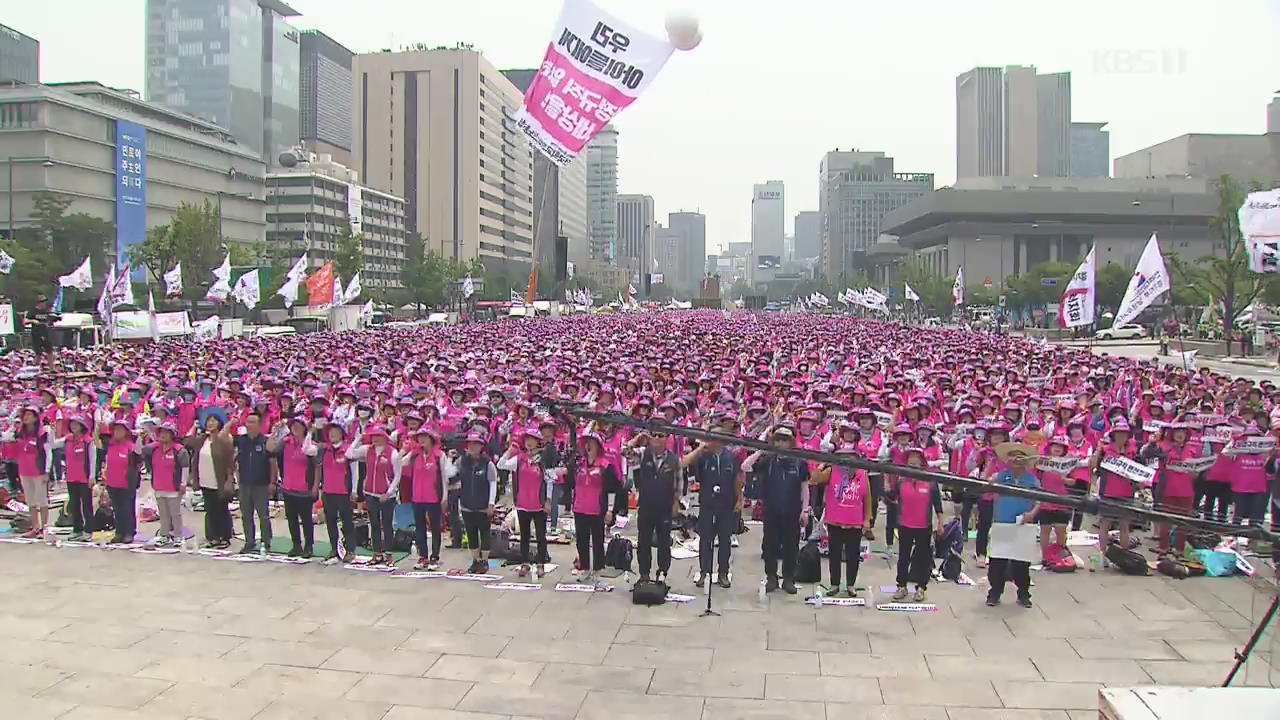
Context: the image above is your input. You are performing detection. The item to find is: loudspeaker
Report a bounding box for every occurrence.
[554,235,568,283]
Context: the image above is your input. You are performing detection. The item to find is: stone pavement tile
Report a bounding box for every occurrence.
[1004,615,1110,639]
[969,637,1076,658]
[533,662,653,692]
[0,662,71,693]
[993,681,1101,710]
[648,668,764,699]
[0,613,68,640]
[57,705,189,720]
[622,603,705,628]
[321,646,441,677]
[37,672,172,710]
[613,624,763,650]
[469,613,571,640]
[869,634,975,657]
[701,697,826,720]
[346,674,472,709]
[926,654,1043,681]
[131,628,247,658]
[499,637,610,665]
[709,648,818,675]
[0,690,75,720]
[575,690,702,720]
[822,705,948,720]
[879,678,1001,707]
[382,708,509,720]
[766,628,872,654]
[287,602,396,627]
[212,614,322,642]
[1137,660,1235,686]
[1208,610,1255,631]
[134,655,263,686]
[947,710,1071,720]
[1029,656,1152,684]
[139,681,276,720]
[1122,602,1212,622]
[819,652,931,678]
[206,595,303,618]
[1100,619,1233,642]
[563,617,624,644]
[601,643,713,670]
[306,622,415,650]
[909,611,1015,639]
[458,683,587,720]
[426,655,545,686]
[764,673,881,703]
[1165,640,1251,664]
[4,637,158,676]
[235,663,365,699]
[816,612,915,637]
[254,696,392,720]
[1068,638,1178,660]
[222,638,340,668]
[401,630,512,658]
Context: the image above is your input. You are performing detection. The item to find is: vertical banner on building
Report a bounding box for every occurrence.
[347,184,363,233]
[515,0,675,167]
[1239,188,1280,273]
[114,121,147,278]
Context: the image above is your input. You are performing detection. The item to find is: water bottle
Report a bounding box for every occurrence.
[622,571,634,592]
[815,583,825,605]
[1089,554,1100,572]
[758,579,767,605]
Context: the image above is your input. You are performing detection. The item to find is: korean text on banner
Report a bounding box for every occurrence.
[1101,456,1156,486]
[114,121,147,279]
[1239,188,1280,273]
[515,0,674,167]
[1036,456,1080,475]
[0,304,13,335]
[1059,246,1096,328]
[1168,456,1217,475]
[1114,234,1170,327]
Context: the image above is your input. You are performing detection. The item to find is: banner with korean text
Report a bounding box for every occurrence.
[515,0,674,167]
[115,120,147,280]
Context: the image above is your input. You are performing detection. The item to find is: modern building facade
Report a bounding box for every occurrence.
[793,210,820,260]
[586,124,619,262]
[882,177,1218,293]
[751,181,784,285]
[0,82,266,253]
[352,48,536,277]
[1269,94,1279,134]
[667,210,706,295]
[616,194,654,277]
[819,150,933,283]
[1114,133,1280,187]
[0,23,38,84]
[1070,122,1110,178]
[299,29,353,166]
[145,0,301,162]
[652,224,682,286]
[956,65,1071,179]
[266,155,406,288]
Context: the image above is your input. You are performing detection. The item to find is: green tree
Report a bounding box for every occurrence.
[1004,261,1076,310]
[897,260,955,314]
[333,226,364,282]
[126,200,222,298]
[1095,262,1132,317]
[5,192,113,310]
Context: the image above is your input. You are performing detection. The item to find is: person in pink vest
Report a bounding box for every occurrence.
[1035,435,1075,554]
[498,429,558,577]
[141,422,192,547]
[572,434,616,583]
[400,427,456,570]
[1200,423,1235,522]
[346,426,402,565]
[50,414,97,541]
[101,420,143,544]
[817,447,874,598]
[1094,420,1137,563]
[1063,417,1095,531]
[7,406,51,538]
[267,417,319,558]
[888,447,943,602]
[316,422,357,561]
[1226,426,1271,527]
[1141,422,1200,554]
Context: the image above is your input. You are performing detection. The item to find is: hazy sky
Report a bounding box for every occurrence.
[9,0,1280,253]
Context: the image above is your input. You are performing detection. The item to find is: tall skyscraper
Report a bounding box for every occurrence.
[751,181,785,286]
[145,0,301,162]
[794,211,820,260]
[0,23,38,84]
[652,224,682,284]
[668,211,706,293]
[299,29,353,166]
[956,65,1070,179]
[352,48,536,276]
[616,194,654,276]
[586,125,619,262]
[1269,94,1280,134]
[1070,122,1110,178]
[502,69,588,266]
[820,150,932,283]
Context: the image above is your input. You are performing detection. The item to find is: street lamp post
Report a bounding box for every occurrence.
[6,156,55,241]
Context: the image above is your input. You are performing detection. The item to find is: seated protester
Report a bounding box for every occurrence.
[986,442,1042,608]
[741,426,809,594]
[888,446,943,602]
[1141,422,1199,555]
[625,428,681,583]
[816,446,874,598]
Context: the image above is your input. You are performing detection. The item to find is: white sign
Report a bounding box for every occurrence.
[1202,427,1235,445]
[1187,413,1227,428]
[1115,234,1170,326]
[1240,188,1280,273]
[1059,246,1097,328]
[1035,456,1081,474]
[1168,456,1217,474]
[1101,455,1157,486]
[0,304,14,335]
[347,184,363,232]
[1227,436,1276,455]
[111,311,191,339]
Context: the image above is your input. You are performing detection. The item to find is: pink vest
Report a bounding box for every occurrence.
[64,435,94,484]
[572,460,607,516]
[13,429,45,477]
[320,445,350,495]
[513,453,544,512]
[410,449,444,504]
[856,429,884,460]
[364,445,395,496]
[104,440,135,489]
[1233,453,1269,494]
[280,437,312,493]
[825,467,868,527]
[1037,462,1068,511]
[897,479,934,529]
[1066,439,1093,484]
[150,443,181,492]
[1206,445,1233,483]
[1099,446,1136,499]
[1158,442,1198,498]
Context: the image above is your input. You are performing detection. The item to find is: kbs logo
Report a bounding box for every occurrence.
[1093,48,1188,75]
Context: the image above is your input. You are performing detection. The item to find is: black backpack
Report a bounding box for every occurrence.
[1105,543,1150,576]
[605,536,633,571]
[796,540,821,583]
[632,578,667,605]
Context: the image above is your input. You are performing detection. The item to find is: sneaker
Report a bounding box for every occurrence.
[239,543,258,555]
[730,536,739,548]
[1016,595,1033,609]
[66,532,84,542]
[415,557,430,570]
[694,572,707,588]
[975,556,988,569]
[517,564,530,578]
[536,564,546,578]
[912,589,927,603]
[892,587,909,601]
[287,546,302,558]
[371,552,384,565]
[21,529,41,539]
[782,580,797,595]
[302,547,313,559]
[986,595,1001,607]
[718,575,731,589]
[846,588,860,599]
[765,576,779,593]
[325,551,339,561]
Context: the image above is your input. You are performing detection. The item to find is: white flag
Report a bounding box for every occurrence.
[193,315,220,342]
[1115,233,1170,327]
[163,263,183,297]
[0,249,15,275]
[147,290,160,342]
[360,300,374,318]
[205,279,231,303]
[341,272,362,304]
[652,273,664,285]
[1240,188,1280,273]
[462,275,475,299]
[96,264,116,320]
[59,256,93,291]
[628,283,637,296]
[276,276,299,309]
[212,254,231,283]
[905,283,919,302]
[109,265,134,308]
[864,288,887,306]
[285,253,309,283]
[1058,246,1096,328]
[952,267,965,306]
[234,270,262,310]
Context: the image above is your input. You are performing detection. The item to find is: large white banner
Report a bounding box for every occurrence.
[952,266,964,306]
[1240,188,1280,273]
[1114,233,1169,326]
[347,184,363,233]
[112,311,191,340]
[1059,246,1096,328]
[0,304,14,335]
[515,0,675,167]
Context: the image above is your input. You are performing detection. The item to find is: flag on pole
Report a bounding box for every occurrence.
[360,300,374,318]
[905,283,919,302]
[58,256,93,291]
[163,262,183,297]
[952,267,965,306]
[341,272,362,304]
[462,275,475,299]
[50,286,63,313]
[1115,233,1170,326]
[525,267,538,306]
[109,264,134,308]
[277,276,300,308]
[147,290,160,342]
[193,315,220,342]
[96,264,116,320]
[628,283,637,296]
[234,270,262,310]
[306,262,336,307]
[510,288,525,305]
[206,254,232,302]
[0,249,15,275]
[212,254,231,283]
[285,253,309,283]
[1058,246,1097,328]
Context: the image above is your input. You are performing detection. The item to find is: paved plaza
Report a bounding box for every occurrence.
[0,509,1275,720]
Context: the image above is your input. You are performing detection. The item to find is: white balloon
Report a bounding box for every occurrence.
[665,12,702,51]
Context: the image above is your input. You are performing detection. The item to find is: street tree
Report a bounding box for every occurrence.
[334,226,364,281]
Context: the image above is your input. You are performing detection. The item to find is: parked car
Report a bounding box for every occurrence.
[1096,323,1148,340]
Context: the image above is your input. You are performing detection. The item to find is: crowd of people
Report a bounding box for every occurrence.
[1,312,1277,606]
